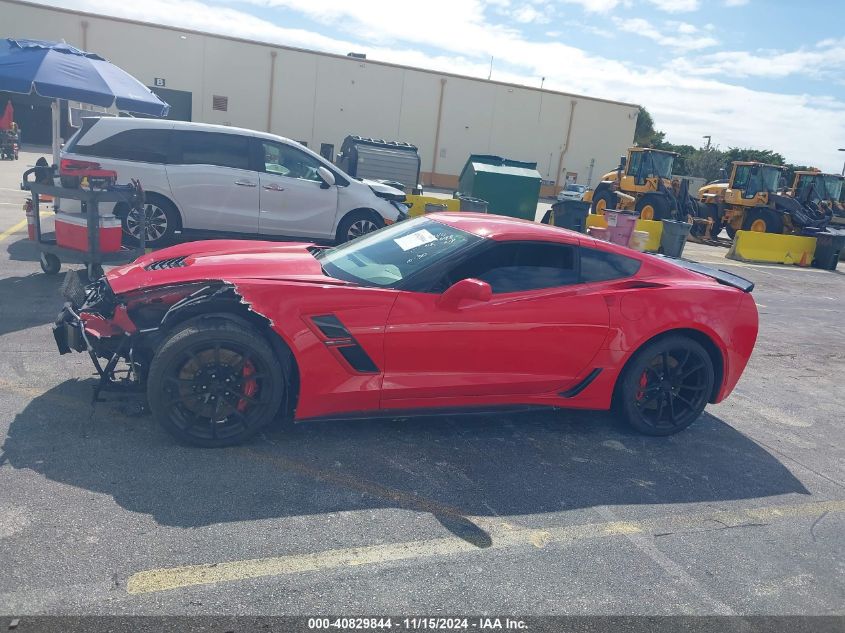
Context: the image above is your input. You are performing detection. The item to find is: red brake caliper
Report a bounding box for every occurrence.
[237,361,258,413]
[636,370,649,401]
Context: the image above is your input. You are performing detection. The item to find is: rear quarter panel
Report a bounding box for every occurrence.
[597,280,757,406]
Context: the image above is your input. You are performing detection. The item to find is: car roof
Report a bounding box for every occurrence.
[428,212,582,244]
[80,116,297,144]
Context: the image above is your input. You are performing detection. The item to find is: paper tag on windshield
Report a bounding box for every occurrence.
[606,213,618,227]
[394,229,437,251]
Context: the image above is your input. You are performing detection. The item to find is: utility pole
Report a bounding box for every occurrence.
[839,148,845,177]
[487,56,493,80]
[702,135,712,150]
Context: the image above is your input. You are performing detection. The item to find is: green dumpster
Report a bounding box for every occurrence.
[457,155,541,220]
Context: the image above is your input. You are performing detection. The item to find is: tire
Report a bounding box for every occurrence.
[120,196,180,247]
[617,335,714,436]
[147,318,285,447]
[336,210,384,244]
[690,203,723,238]
[591,188,617,215]
[742,207,784,234]
[39,252,60,275]
[634,193,670,221]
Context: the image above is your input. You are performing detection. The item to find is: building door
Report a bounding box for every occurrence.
[146,87,193,121]
[0,92,51,145]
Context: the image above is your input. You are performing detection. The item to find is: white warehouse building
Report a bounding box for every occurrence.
[1,0,638,196]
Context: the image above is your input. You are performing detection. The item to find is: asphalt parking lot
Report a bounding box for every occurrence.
[0,149,843,616]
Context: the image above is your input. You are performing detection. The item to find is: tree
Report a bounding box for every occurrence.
[634,106,665,147]
[684,148,728,182]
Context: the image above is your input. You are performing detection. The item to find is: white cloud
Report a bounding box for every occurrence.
[723,0,749,6]
[511,5,550,24]
[555,0,623,12]
[646,0,700,12]
[676,39,845,79]
[39,0,845,171]
[612,17,718,51]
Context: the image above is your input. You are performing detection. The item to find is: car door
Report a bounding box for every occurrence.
[166,130,259,234]
[381,240,611,406]
[254,138,339,239]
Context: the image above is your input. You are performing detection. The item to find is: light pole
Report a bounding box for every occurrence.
[703,135,712,150]
[839,148,845,176]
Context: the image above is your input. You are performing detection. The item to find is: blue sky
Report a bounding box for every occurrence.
[42,0,845,171]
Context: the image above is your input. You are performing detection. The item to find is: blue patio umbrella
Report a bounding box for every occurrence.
[0,38,169,163]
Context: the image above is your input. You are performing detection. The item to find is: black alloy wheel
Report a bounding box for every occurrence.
[619,336,714,436]
[148,319,284,447]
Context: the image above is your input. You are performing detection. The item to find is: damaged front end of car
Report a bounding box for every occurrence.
[53,271,255,402]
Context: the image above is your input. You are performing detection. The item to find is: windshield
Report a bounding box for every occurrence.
[822,175,843,201]
[733,164,780,196]
[643,151,674,179]
[315,218,482,287]
[795,174,842,202]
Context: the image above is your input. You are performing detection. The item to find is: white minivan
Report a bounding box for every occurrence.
[61,118,409,246]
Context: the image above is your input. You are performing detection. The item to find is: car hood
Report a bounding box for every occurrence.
[361,178,406,201]
[106,240,345,295]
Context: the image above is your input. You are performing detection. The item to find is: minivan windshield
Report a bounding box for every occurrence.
[315,218,481,287]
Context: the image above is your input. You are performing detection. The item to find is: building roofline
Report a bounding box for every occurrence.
[6,0,640,110]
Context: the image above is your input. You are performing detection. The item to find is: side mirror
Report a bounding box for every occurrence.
[436,278,492,309]
[619,155,627,170]
[317,166,336,188]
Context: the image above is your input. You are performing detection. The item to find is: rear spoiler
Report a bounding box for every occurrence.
[655,255,754,293]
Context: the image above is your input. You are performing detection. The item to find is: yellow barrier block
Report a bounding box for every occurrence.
[586,213,607,229]
[405,195,460,217]
[634,219,662,252]
[585,214,662,251]
[726,230,817,266]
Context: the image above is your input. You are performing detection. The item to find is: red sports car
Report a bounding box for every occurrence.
[54,213,758,447]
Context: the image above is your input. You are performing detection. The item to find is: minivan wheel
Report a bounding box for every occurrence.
[122,197,180,247]
[336,211,384,243]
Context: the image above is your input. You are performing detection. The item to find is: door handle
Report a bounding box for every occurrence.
[234,180,257,187]
[262,183,285,192]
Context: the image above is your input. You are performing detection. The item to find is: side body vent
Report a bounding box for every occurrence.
[310,314,379,374]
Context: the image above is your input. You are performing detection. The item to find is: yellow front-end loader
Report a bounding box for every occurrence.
[584,147,699,221]
[698,162,832,237]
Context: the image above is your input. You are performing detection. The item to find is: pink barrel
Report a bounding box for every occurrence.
[605,210,638,247]
[588,226,609,241]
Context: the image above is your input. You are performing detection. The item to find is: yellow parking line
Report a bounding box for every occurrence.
[126,499,845,595]
[0,218,27,243]
[0,210,53,243]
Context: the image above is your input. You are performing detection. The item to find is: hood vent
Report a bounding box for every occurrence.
[144,255,188,271]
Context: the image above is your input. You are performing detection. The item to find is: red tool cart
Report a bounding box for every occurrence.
[22,162,146,278]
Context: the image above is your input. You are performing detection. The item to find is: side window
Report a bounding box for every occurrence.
[442,241,577,294]
[733,165,750,189]
[260,141,323,182]
[626,152,642,178]
[177,131,250,170]
[580,247,641,283]
[73,128,171,163]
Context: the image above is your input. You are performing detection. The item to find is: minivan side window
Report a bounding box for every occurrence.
[176,131,250,170]
[72,128,172,164]
[259,140,323,182]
